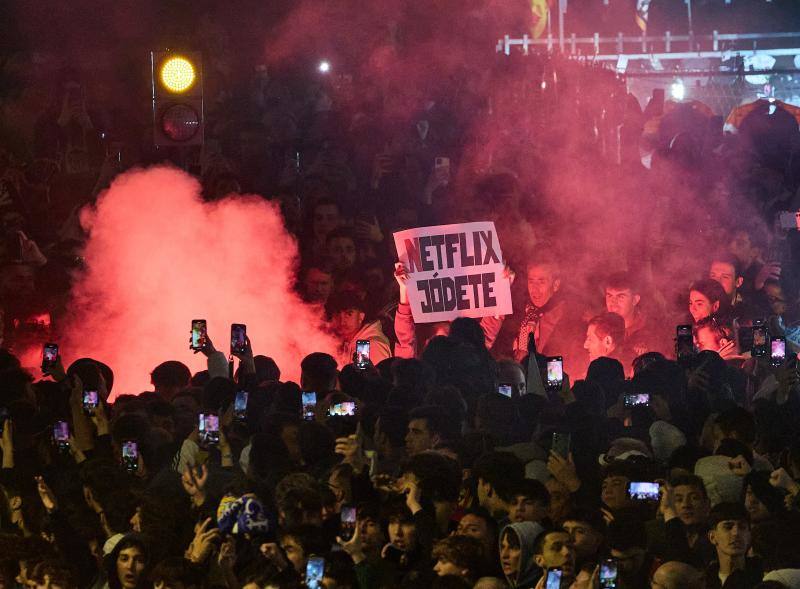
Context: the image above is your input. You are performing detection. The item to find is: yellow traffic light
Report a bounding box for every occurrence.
[160,56,196,93]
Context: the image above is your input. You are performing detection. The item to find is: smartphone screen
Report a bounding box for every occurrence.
[771,337,786,366]
[122,440,139,472]
[199,413,220,444]
[305,556,325,589]
[628,481,660,501]
[53,421,70,448]
[190,319,207,351]
[552,432,571,458]
[328,401,356,417]
[624,393,650,407]
[498,384,513,398]
[546,356,563,389]
[600,559,618,589]
[234,391,249,420]
[676,324,694,359]
[83,390,99,414]
[230,323,247,354]
[340,505,357,541]
[42,343,59,370]
[355,340,370,369]
[752,322,768,357]
[545,568,563,589]
[302,392,317,421]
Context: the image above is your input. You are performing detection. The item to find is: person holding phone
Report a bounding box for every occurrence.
[326,293,391,369]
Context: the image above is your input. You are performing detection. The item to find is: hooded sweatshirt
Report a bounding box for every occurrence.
[501,521,545,589]
[335,320,392,368]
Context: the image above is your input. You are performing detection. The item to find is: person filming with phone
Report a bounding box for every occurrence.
[326,292,391,369]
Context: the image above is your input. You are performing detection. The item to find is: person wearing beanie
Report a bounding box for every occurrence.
[102,533,150,589]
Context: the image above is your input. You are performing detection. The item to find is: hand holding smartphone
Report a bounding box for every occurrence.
[53,421,70,452]
[305,556,325,589]
[552,432,571,459]
[545,568,563,589]
[355,340,370,369]
[302,392,317,421]
[234,391,249,421]
[122,440,139,472]
[546,356,563,391]
[340,505,357,541]
[199,413,220,445]
[42,343,59,373]
[231,323,247,355]
[190,319,208,351]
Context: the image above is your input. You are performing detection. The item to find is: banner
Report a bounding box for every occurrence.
[393,222,513,324]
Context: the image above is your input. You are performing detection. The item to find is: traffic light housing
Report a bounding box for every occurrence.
[151,51,204,147]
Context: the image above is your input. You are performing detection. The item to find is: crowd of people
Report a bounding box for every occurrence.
[2,10,800,589]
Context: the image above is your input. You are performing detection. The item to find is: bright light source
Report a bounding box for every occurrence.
[670,80,686,101]
[160,56,196,93]
[318,60,331,74]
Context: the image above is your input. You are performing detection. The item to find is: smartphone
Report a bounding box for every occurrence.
[305,556,325,589]
[497,384,513,398]
[752,320,768,358]
[552,432,571,459]
[190,319,207,351]
[328,401,356,417]
[624,393,650,407]
[355,339,370,369]
[53,421,70,451]
[628,481,660,501]
[676,324,694,360]
[0,407,8,435]
[546,356,563,390]
[199,413,220,445]
[340,505,357,541]
[42,343,59,372]
[600,559,618,589]
[233,391,249,421]
[230,323,247,355]
[771,336,786,367]
[122,440,139,472]
[302,392,317,421]
[545,568,563,589]
[82,390,99,415]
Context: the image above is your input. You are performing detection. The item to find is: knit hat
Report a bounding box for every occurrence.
[649,421,687,464]
[599,437,652,466]
[217,494,270,536]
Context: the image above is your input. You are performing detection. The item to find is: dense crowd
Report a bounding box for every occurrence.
[2,16,800,589]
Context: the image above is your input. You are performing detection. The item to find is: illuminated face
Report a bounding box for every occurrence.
[709,520,750,558]
[304,268,333,302]
[388,519,417,551]
[280,536,306,573]
[584,325,613,362]
[527,264,560,307]
[689,290,718,323]
[455,514,491,547]
[510,495,548,524]
[764,282,787,316]
[434,559,465,577]
[328,237,356,271]
[534,531,576,578]
[672,484,709,526]
[499,532,522,579]
[744,486,770,523]
[601,476,630,511]
[709,261,741,298]
[334,309,364,336]
[405,418,436,455]
[562,520,602,560]
[116,546,146,589]
[313,203,341,241]
[694,325,724,352]
[605,288,639,323]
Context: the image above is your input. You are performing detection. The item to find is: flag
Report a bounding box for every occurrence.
[636,0,651,31]
[531,0,552,38]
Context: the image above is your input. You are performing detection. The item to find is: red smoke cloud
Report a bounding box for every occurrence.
[60,166,335,399]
